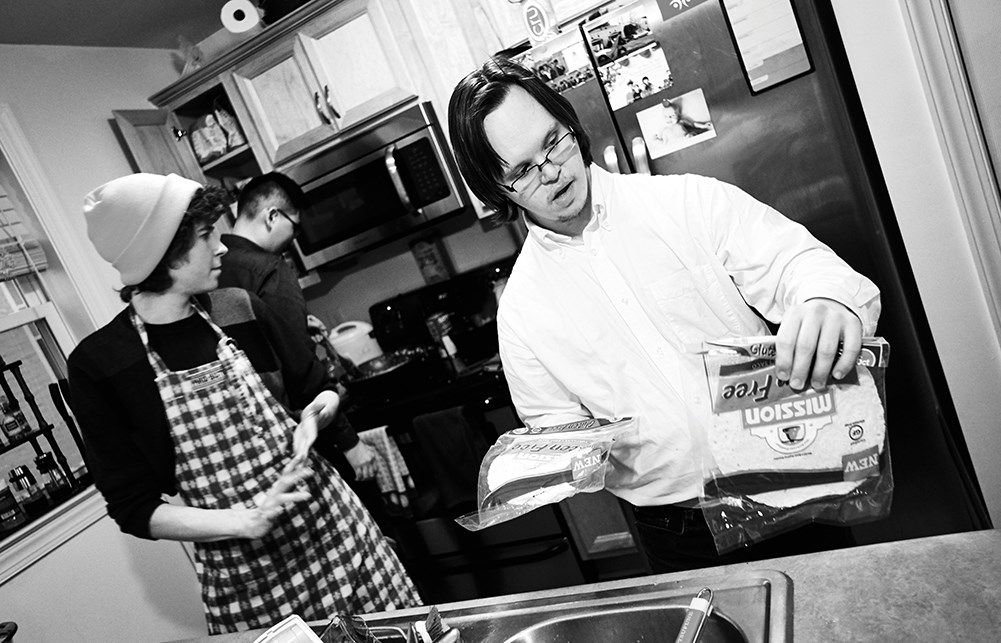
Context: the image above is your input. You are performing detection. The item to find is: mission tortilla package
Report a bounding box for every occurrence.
[456,417,637,531]
[696,336,893,554]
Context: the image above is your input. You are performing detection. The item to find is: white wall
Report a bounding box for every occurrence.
[0,44,208,640]
[0,496,205,641]
[950,1,1001,190]
[0,44,183,325]
[830,1,1001,524]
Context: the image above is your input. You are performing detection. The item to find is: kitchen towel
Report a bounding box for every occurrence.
[411,405,492,514]
[357,426,412,510]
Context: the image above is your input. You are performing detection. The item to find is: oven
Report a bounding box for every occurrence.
[344,369,588,605]
[325,256,591,603]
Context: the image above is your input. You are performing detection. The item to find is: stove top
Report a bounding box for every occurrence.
[344,355,509,432]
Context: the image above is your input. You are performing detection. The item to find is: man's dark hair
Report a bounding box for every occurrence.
[119,186,231,302]
[236,172,306,219]
[447,56,592,223]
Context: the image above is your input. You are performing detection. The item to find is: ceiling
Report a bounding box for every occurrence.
[0,0,231,49]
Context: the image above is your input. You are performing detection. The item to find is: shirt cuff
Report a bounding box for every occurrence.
[327,413,360,451]
[799,286,879,337]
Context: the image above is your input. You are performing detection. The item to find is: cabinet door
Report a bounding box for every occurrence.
[227,36,339,168]
[112,109,207,182]
[298,0,417,132]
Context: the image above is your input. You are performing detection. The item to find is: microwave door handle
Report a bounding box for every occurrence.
[384,144,419,215]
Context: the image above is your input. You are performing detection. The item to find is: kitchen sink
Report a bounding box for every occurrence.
[364,570,791,643]
[497,602,747,642]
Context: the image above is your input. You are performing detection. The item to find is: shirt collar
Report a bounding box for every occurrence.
[220,233,267,253]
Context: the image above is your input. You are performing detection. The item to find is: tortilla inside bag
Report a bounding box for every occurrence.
[706,363,886,509]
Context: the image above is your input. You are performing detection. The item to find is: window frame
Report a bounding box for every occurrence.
[0,105,107,585]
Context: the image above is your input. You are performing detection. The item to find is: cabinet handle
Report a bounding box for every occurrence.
[324,86,341,120]
[313,91,332,125]
[171,126,188,141]
[384,144,416,215]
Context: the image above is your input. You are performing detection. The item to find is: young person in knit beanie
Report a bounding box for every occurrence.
[67,174,420,634]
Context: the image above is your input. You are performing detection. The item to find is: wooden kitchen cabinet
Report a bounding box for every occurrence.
[452,0,609,53]
[226,0,417,168]
[113,109,208,182]
[115,82,260,190]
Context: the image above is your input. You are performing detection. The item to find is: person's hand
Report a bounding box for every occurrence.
[306,314,328,343]
[775,297,862,391]
[243,460,312,538]
[290,390,341,466]
[344,441,378,481]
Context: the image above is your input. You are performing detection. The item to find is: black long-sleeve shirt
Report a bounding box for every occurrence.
[66,288,352,539]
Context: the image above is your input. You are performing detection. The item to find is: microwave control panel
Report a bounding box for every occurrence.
[395,138,451,208]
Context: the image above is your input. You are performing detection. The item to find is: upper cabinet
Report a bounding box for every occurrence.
[116,81,260,192]
[300,0,416,131]
[225,33,334,168]
[121,0,423,185]
[226,0,417,169]
[113,109,209,182]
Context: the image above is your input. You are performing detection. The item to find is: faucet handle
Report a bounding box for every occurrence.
[407,606,462,643]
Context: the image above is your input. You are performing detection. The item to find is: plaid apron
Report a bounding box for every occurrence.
[131,303,420,634]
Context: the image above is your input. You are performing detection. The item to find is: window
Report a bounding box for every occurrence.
[0,116,93,548]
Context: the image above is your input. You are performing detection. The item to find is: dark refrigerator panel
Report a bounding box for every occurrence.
[515,30,633,174]
[512,0,991,544]
[589,0,863,254]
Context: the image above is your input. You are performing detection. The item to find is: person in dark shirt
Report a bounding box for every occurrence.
[218,173,378,485]
[68,173,420,633]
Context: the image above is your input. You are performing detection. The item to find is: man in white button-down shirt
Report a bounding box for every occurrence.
[448,58,881,573]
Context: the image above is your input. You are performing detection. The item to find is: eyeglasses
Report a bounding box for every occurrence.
[501,130,578,194]
[272,207,301,236]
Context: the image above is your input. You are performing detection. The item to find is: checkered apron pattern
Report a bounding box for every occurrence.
[130,303,420,634]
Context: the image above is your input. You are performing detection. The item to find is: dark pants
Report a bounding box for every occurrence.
[632,503,856,574]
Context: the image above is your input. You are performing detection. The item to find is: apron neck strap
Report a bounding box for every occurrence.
[130,297,233,371]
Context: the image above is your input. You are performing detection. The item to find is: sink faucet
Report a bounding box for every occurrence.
[408,606,461,643]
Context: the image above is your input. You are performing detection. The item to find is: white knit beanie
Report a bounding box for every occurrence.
[83,173,202,286]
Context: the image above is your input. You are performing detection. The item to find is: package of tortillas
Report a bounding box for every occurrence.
[455,417,636,531]
[696,336,892,554]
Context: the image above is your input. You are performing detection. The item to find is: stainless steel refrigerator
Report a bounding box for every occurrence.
[510,0,991,544]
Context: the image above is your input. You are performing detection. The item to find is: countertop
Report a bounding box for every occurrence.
[172,528,1001,642]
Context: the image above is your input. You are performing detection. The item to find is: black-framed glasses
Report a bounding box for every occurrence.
[501,130,578,194]
[272,207,301,236]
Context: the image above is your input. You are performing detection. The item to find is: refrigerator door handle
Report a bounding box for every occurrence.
[603,145,621,173]
[631,136,651,174]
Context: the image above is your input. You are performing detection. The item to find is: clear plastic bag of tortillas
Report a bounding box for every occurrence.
[455,417,636,531]
[695,336,893,554]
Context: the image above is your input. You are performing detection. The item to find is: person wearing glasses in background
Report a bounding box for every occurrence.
[447,58,881,573]
[219,174,382,509]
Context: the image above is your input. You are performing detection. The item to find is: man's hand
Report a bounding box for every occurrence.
[306,314,328,344]
[290,410,319,467]
[775,298,862,391]
[344,441,378,481]
[290,390,341,466]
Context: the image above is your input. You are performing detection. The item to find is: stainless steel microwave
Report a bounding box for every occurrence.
[285,101,468,270]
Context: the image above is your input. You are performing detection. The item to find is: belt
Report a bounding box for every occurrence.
[631,500,706,534]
